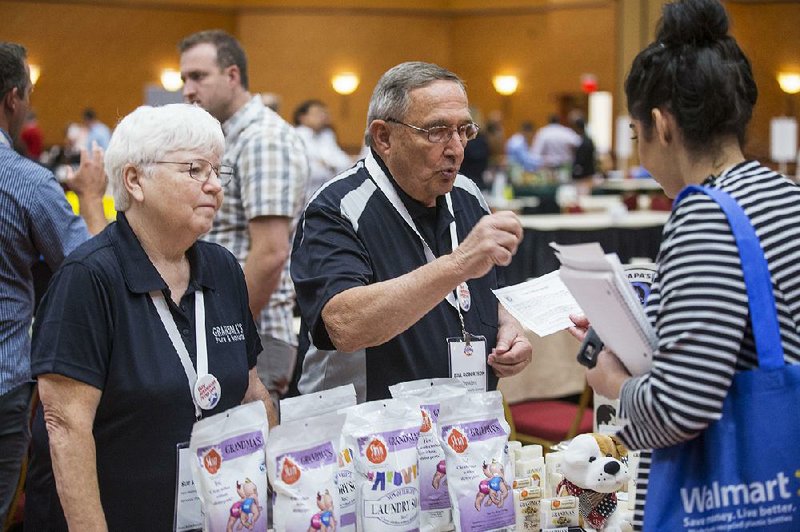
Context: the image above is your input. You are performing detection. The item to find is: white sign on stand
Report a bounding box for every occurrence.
[615,115,633,161]
[588,91,613,155]
[770,117,798,174]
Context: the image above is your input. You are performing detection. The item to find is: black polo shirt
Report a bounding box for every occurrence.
[291,150,500,401]
[27,213,261,531]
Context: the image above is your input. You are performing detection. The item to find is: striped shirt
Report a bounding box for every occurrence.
[204,95,309,346]
[617,161,800,526]
[0,128,90,396]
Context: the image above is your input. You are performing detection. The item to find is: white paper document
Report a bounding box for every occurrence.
[492,270,584,337]
[551,242,656,375]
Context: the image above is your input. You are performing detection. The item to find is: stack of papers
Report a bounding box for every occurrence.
[491,243,656,375]
[551,243,656,375]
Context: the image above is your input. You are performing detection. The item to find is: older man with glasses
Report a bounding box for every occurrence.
[291,61,533,402]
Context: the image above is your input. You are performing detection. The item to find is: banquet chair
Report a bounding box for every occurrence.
[507,381,593,450]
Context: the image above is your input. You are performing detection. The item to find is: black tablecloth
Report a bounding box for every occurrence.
[504,224,665,284]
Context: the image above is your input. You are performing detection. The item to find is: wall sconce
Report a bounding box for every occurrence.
[29,64,41,86]
[492,75,518,96]
[331,73,359,95]
[778,72,800,95]
[160,68,183,92]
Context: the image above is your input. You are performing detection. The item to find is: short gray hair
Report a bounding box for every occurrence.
[364,61,465,148]
[105,104,225,211]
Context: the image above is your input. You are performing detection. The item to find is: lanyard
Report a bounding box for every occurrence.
[150,290,208,419]
[366,154,471,341]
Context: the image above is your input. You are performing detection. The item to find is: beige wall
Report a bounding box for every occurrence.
[727,2,800,160]
[0,1,234,146]
[238,11,453,150]
[241,4,617,149]
[451,5,616,133]
[2,0,798,160]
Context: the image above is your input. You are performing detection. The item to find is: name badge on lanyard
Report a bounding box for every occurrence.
[150,291,217,531]
[150,290,221,418]
[447,335,487,393]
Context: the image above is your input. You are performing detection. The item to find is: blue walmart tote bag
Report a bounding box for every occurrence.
[643,185,800,531]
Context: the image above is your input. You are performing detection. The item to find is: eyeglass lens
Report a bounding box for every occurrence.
[189,160,213,181]
[188,160,233,185]
[428,124,479,143]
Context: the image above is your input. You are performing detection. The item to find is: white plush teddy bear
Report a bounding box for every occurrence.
[556,433,633,532]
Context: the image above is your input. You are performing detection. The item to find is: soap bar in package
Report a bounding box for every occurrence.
[540,496,580,530]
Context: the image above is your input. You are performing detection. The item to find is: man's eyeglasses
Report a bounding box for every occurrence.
[386,118,479,144]
[154,159,234,187]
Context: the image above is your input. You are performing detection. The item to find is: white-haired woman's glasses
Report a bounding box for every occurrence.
[154,159,234,187]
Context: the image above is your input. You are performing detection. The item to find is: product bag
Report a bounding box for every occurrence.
[437,390,514,532]
[190,401,270,532]
[390,378,467,532]
[267,413,346,532]
[281,384,359,531]
[643,185,800,531]
[342,398,422,531]
[280,383,357,423]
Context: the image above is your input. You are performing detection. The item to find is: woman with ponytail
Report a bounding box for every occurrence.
[570,0,800,529]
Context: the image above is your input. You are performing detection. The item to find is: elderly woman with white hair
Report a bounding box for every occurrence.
[24,103,276,531]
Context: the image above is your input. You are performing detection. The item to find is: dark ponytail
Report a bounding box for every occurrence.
[624,0,757,154]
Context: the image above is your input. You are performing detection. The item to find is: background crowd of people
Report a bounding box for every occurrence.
[1,0,799,530]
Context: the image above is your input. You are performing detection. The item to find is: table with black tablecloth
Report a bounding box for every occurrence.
[504,211,669,284]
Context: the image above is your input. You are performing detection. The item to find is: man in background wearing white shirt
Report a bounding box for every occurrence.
[531,114,581,171]
[293,99,353,203]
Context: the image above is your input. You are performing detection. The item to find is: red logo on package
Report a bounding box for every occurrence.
[366,438,387,464]
[448,428,468,453]
[280,457,301,485]
[421,410,432,433]
[203,448,222,474]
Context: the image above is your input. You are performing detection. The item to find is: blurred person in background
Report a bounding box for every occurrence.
[0,41,106,528]
[459,106,491,190]
[19,110,43,160]
[293,99,354,203]
[82,107,111,151]
[179,30,309,410]
[531,114,581,171]
[505,121,539,172]
[571,117,596,180]
[484,109,506,167]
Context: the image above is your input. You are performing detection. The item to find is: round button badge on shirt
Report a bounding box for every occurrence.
[193,373,221,410]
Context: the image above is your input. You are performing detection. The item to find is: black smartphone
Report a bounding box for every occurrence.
[576,327,604,369]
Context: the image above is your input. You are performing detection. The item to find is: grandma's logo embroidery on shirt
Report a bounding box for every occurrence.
[211,323,245,343]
